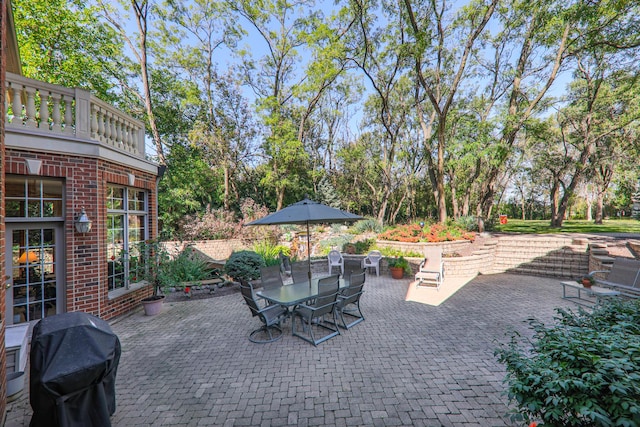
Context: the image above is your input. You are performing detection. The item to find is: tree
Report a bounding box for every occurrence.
[154,0,255,210]
[403,0,498,223]
[95,0,167,164]
[13,0,123,102]
[347,0,416,224]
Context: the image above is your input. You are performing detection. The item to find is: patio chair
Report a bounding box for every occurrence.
[415,246,444,290]
[239,280,288,343]
[291,275,341,346]
[260,265,284,291]
[343,259,363,280]
[279,251,292,277]
[291,261,309,283]
[335,269,366,329]
[362,250,382,276]
[327,250,344,275]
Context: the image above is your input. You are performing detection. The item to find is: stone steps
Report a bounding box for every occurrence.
[483,236,589,278]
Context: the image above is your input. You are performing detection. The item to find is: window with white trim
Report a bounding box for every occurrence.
[107,186,148,291]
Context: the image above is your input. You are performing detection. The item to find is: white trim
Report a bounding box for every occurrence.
[6,129,158,175]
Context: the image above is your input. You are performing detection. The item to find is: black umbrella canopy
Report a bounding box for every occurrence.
[246,198,363,281]
[247,198,362,226]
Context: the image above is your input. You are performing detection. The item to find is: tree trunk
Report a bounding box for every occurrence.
[594,191,604,224]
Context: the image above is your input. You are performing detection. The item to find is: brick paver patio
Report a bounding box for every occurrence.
[6,273,577,426]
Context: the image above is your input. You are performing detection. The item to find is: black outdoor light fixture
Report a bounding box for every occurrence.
[75,207,93,233]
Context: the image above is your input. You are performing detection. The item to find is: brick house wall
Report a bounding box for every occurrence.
[6,149,157,321]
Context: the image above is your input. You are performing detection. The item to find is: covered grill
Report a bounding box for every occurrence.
[29,312,121,427]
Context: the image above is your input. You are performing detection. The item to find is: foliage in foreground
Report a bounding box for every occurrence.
[495,299,640,426]
[224,250,265,282]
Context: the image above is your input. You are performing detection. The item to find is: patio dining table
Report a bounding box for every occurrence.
[256,277,348,308]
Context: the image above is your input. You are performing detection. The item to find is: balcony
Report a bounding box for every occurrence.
[4,72,153,171]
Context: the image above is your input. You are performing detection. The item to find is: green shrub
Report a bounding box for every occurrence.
[387,256,411,273]
[353,238,375,254]
[454,216,479,232]
[378,247,422,258]
[317,235,351,255]
[495,299,640,426]
[224,250,265,282]
[352,218,383,234]
[252,240,290,266]
[160,246,219,284]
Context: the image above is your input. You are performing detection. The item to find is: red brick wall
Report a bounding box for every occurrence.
[1,0,8,418]
[5,149,157,321]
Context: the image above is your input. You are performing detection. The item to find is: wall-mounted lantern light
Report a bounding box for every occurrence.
[75,208,93,233]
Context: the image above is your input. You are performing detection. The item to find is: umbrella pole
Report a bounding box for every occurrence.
[306,221,312,287]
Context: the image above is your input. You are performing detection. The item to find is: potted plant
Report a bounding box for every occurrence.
[578,275,595,289]
[388,256,410,279]
[133,241,219,315]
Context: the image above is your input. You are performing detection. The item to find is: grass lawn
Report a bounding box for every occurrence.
[495,219,640,234]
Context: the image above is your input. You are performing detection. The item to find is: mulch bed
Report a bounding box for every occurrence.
[163,281,241,302]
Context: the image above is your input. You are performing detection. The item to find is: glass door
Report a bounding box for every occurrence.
[5,224,64,325]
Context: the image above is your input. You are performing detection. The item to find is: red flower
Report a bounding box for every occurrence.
[110,255,116,260]
[529,423,537,427]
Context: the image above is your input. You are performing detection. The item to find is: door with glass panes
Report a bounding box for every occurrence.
[5,176,65,325]
[6,224,64,324]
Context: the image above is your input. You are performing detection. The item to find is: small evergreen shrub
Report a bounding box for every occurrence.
[352,218,383,234]
[454,216,479,232]
[224,250,265,282]
[495,299,640,426]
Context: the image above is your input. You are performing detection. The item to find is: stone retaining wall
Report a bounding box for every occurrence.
[165,235,628,281]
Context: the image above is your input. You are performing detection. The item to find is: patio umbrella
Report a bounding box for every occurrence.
[246,198,363,282]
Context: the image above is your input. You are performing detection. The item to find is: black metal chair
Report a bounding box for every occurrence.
[343,260,363,280]
[291,261,309,284]
[335,269,365,329]
[239,280,288,343]
[291,275,341,346]
[260,265,284,290]
[279,251,292,277]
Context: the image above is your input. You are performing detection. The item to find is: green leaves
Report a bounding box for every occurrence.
[496,299,640,426]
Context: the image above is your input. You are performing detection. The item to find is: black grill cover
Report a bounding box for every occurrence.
[29,312,121,427]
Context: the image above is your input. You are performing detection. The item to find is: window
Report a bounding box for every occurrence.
[6,176,63,218]
[107,186,148,291]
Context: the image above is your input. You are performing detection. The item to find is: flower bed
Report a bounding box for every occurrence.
[378,223,475,243]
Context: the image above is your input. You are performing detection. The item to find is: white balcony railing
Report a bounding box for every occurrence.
[4,72,145,158]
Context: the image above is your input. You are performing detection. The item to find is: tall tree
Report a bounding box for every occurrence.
[95,0,167,164]
[347,0,416,224]
[155,0,254,210]
[403,0,498,223]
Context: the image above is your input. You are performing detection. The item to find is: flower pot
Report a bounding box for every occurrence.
[141,295,165,316]
[6,371,25,399]
[581,278,593,288]
[390,267,405,279]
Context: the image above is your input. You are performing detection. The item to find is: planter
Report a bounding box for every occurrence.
[7,371,25,398]
[141,295,165,316]
[581,278,593,288]
[390,267,405,279]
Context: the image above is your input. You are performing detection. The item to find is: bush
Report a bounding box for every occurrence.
[495,299,640,426]
[224,250,265,282]
[130,241,220,294]
[352,218,383,234]
[341,238,375,254]
[454,216,479,232]
[387,256,411,273]
[252,240,290,266]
